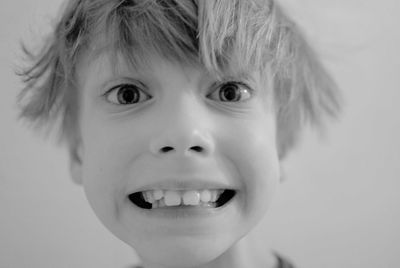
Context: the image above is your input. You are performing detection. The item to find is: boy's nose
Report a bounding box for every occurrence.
[149,95,216,158]
[150,128,215,157]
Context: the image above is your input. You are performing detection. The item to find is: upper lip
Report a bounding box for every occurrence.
[129,176,238,193]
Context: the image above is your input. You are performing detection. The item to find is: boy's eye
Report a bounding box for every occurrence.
[207,82,252,102]
[104,84,151,105]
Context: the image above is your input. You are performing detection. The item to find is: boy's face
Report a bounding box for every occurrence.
[74,52,280,267]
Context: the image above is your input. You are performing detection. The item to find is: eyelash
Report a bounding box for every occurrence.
[104,83,152,105]
[104,81,253,105]
[207,81,253,103]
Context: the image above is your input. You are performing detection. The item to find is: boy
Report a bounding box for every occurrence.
[18,0,340,267]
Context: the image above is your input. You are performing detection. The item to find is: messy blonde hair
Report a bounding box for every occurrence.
[18,0,341,159]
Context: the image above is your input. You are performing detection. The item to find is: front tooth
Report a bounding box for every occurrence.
[200,190,212,203]
[152,200,159,209]
[210,190,219,202]
[183,191,200,205]
[143,191,155,203]
[164,190,181,206]
[153,190,164,200]
[158,199,166,208]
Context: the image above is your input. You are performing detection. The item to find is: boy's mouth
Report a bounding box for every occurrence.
[128,189,236,209]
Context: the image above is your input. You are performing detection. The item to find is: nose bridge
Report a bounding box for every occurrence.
[150,93,215,156]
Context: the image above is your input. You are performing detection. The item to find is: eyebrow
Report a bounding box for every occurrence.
[99,76,148,91]
[215,72,259,88]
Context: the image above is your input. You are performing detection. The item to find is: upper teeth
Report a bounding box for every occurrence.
[142,189,223,208]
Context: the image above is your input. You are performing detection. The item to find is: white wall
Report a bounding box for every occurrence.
[1,1,399,267]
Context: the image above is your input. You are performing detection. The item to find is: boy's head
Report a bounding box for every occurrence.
[18,0,340,267]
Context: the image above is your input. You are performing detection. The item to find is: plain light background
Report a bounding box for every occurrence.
[1,0,399,267]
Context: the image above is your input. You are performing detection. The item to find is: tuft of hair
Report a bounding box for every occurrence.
[17,0,341,158]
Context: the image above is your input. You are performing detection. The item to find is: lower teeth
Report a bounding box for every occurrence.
[153,200,217,209]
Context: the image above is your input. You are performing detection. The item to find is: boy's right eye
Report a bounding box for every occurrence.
[104,84,152,105]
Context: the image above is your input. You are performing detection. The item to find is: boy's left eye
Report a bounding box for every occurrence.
[207,82,252,102]
[104,84,152,105]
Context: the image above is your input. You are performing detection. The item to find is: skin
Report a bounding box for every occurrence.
[71,51,281,268]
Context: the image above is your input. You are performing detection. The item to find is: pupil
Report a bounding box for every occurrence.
[221,85,239,101]
[119,87,138,104]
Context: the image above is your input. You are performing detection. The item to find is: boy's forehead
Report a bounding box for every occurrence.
[78,45,264,86]
[79,48,197,82]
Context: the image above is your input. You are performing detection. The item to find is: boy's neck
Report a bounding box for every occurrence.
[140,233,277,268]
[203,236,277,268]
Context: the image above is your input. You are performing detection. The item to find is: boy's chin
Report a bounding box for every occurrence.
[134,236,236,268]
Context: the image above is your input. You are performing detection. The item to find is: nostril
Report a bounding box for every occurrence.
[190,146,204,153]
[157,146,205,154]
[160,146,174,153]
